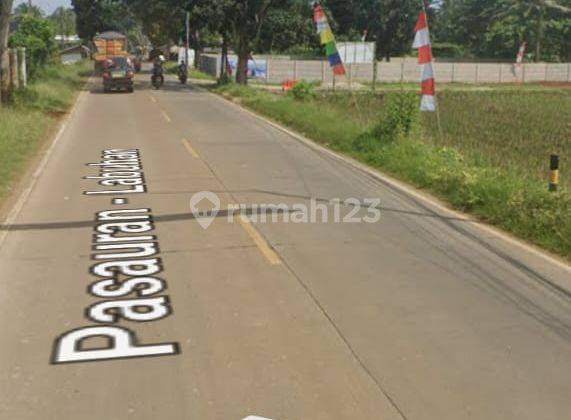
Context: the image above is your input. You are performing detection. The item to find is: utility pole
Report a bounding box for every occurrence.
[185,11,190,75]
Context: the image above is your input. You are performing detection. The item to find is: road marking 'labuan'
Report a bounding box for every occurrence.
[149,95,157,103]
[161,110,171,123]
[238,215,282,266]
[182,139,200,158]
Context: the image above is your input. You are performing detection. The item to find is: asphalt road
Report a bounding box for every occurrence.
[0,71,570,420]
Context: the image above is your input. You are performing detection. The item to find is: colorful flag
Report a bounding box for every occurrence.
[313,3,346,76]
[412,10,436,112]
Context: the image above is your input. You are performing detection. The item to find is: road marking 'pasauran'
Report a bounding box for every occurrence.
[238,215,282,266]
[182,139,200,158]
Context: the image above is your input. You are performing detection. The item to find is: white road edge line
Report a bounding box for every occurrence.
[208,89,571,275]
[0,86,88,250]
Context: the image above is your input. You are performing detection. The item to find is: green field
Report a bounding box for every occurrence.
[322,88,571,190]
[215,83,571,258]
[0,61,91,203]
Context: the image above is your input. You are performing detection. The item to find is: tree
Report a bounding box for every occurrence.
[0,0,14,104]
[9,13,56,78]
[323,0,422,60]
[124,0,184,47]
[49,7,77,43]
[72,0,138,41]
[227,0,278,84]
[257,1,315,54]
[435,0,571,61]
[494,0,571,61]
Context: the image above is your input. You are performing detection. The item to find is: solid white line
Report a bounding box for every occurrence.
[209,90,571,275]
[0,86,88,250]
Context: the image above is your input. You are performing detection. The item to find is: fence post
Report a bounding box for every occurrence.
[266,57,270,84]
[475,63,479,84]
[544,63,549,82]
[321,60,326,84]
[0,48,8,104]
[499,63,503,83]
[522,64,527,83]
[372,60,377,91]
[293,60,297,80]
[18,47,26,88]
[451,62,456,83]
[349,63,353,88]
[9,48,17,91]
[400,58,405,83]
[568,63,571,82]
[549,155,560,192]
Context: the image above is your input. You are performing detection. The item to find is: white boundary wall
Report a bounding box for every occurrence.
[199,55,571,84]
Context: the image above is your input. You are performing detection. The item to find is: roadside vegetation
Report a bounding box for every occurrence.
[164,61,214,80]
[214,83,571,258]
[0,61,90,203]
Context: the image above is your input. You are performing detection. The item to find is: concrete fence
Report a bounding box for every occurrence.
[199,54,571,85]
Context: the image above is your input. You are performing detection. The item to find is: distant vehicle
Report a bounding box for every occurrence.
[151,56,165,89]
[93,31,128,75]
[102,56,135,93]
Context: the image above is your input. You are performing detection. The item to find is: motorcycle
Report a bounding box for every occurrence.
[151,63,164,89]
[178,63,188,85]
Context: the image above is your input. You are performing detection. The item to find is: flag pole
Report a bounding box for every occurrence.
[419,0,444,142]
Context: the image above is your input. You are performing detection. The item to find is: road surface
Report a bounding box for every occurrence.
[0,72,570,420]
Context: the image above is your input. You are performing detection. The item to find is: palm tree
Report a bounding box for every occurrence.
[498,0,570,61]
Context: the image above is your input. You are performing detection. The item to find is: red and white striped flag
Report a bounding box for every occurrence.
[412,11,436,112]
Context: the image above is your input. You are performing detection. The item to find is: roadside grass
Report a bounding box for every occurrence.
[320,89,571,190]
[164,61,214,80]
[0,61,91,203]
[214,83,571,258]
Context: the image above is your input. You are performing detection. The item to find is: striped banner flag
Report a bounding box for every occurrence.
[412,10,436,112]
[313,3,346,76]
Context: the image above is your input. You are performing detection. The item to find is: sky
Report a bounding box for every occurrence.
[14,0,71,15]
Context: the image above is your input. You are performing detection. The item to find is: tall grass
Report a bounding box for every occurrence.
[215,84,571,258]
[0,61,91,202]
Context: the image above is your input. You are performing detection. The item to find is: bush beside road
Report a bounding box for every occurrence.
[214,83,571,259]
[0,61,91,204]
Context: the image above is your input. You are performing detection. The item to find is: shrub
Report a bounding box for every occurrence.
[372,91,419,143]
[9,14,56,79]
[287,80,317,101]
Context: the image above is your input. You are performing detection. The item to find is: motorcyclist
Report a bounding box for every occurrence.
[151,55,165,88]
[178,60,188,84]
[153,55,165,77]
